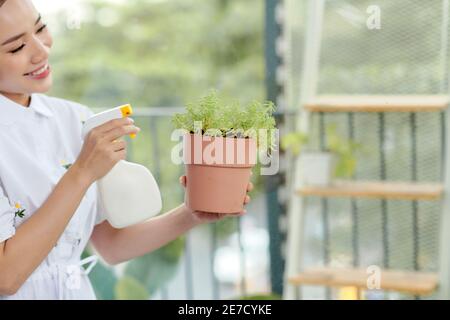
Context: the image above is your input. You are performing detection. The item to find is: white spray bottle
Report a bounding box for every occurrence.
[82,104,162,228]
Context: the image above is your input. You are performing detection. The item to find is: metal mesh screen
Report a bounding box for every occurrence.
[318,0,448,95]
[285,0,449,299]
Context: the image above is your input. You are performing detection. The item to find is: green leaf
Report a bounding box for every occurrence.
[63,163,73,170]
[15,209,26,219]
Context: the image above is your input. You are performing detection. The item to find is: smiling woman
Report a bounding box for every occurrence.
[0,0,252,300]
[0,0,142,300]
[0,0,53,106]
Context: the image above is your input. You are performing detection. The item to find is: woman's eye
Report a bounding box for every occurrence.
[36,24,47,33]
[9,44,25,54]
[8,24,47,54]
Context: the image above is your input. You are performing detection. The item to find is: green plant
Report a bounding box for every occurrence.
[280,132,309,155]
[325,124,362,179]
[281,124,362,179]
[172,90,277,153]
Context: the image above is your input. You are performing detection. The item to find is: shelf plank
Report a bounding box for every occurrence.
[297,181,443,200]
[289,267,438,295]
[305,95,449,113]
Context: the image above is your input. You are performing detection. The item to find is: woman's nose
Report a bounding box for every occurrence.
[30,36,51,65]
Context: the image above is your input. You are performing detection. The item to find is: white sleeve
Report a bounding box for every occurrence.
[0,187,15,243]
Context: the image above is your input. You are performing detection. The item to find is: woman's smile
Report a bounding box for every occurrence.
[24,63,51,80]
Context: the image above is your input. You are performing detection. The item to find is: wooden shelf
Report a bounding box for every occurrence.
[289,267,438,295]
[304,95,449,113]
[297,181,443,200]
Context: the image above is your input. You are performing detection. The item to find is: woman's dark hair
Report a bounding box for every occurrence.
[0,0,6,7]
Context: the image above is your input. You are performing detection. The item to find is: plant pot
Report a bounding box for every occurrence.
[299,151,335,186]
[183,133,257,214]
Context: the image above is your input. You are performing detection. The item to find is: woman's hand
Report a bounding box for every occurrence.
[72,117,140,185]
[179,175,253,224]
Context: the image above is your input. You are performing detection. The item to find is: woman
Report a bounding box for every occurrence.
[0,0,252,299]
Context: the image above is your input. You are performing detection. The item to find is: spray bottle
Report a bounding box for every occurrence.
[82,104,162,228]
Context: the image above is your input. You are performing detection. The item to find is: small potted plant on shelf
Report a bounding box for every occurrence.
[281,124,361,186]
[172,91,277,214]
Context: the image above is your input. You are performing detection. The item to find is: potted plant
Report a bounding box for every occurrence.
[172,91,276,213]
[281,124,361,186]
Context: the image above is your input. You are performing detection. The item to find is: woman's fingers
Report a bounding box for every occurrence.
[247,182,254,192]
[195,210,246,218]
[244,195,251,204]
[228,210,246,217]
[179,175,187,187]
[111,139,126,152]
[104,124,141,142]
[97,117,134,134]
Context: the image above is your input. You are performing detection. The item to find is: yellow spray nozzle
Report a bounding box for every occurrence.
[120,104,133,117]
[119,104,137,139]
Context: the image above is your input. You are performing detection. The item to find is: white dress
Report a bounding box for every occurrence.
[0,93,106,300]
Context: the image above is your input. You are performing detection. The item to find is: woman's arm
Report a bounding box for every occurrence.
[0,117,140,295]
[0,164,91,295]
[90,177,252,265]
[90,204,199,265]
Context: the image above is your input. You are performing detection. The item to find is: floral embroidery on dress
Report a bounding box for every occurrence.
[60,159,73,170]
[14,201,26,218]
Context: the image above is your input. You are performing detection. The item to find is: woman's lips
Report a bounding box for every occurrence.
[25,64,51,80]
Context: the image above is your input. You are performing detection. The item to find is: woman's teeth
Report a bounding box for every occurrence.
[28,64,48,76]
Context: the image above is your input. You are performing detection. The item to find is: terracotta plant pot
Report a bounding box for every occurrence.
[183,133,257,214]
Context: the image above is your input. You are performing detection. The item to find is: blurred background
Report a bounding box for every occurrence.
[32,0,450,300]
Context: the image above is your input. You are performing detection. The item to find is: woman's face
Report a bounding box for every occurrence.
[0,0,53,98]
